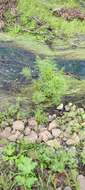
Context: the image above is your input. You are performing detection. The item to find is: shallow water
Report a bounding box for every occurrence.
[0,41,35,91]
[0,40,85,106]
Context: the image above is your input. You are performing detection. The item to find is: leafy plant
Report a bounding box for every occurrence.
[15,155,37,190]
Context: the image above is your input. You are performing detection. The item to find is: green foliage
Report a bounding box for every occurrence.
[21,67,32,79]
[34,107,48,125]
[81,151,85,165]
[33,58,69,107]
[4,0,85,44]
[15,155,37,189]
[0,142,79,190]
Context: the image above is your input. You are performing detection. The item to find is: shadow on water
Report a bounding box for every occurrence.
[0,41,35,91]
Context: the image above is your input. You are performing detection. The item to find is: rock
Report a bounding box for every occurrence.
[24,131,38,143]
[0,127,11,138]
[65,103,72,112]
[57,103,64,110]
[57,187,62,190]
[71,105,76,112]
[39,130,52,142]
[46,139,60,149]
[8,131,21,141]
[77,175,85,190]
[52,128,61,138]
[64,186,72,190]
[24,127,31,136]
[17,134,24,140]
[12,120,24,131]
[68,102,73,107]
[28,117,37,130]
[66,133,79,145]
[48,114,56,122]
[48,120,58,131]
[77,108,85,114]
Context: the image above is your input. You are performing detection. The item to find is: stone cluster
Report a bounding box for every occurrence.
[0,103,85,150]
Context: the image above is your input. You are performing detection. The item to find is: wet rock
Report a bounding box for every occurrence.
[46,139,60,149]
[64,186,72,190]
[66,133,79,145]
[0,127,11,138]
[24,131,38,143]
[77,175,85,190]
[39,130,52,142]
[8,131,21,141]
[28,117,37,130]
[24,127,31,136]
[57,103,64,110]
[52,128,61,138]
[48,120,58,131]
[12,120,24,131]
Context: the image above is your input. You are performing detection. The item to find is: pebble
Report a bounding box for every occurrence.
[57,103,64,110]
[52,128,61,138]
[64,186,72,190]
[12,120,24,131]
[28,117,37,130]
[48,120,58,131]
[0,127,11,138]
[39,130,52,142]
[8,131,21,141]
[24,127,31,136]
[24,130,38,143]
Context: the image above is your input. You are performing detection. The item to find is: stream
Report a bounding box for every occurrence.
[0,38,85,107]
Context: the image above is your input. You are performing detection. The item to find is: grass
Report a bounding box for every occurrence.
[3,0,85,46]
